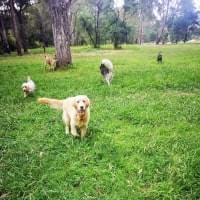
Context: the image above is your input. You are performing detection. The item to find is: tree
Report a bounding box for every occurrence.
[137,0,154,44]
[27,1,53,49]
[154,0,171,44]
[68,0,81,45]
[9,0,23,55]
[79,0,114,48]
[48,0,72,67]
[109,9,130,48]
[111,20,129,48]
[0,9,10,53]
[79,0,103,48]
[167,0,198,43]
[0,0,11,54]
[15,0,32,53]
[94,0,102,48]
[124,0,154,44]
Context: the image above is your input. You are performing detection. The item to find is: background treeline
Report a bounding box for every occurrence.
[0,0,200,54]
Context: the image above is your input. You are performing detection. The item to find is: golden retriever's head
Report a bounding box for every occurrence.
[74,95,90,112]
[22,83,29,92]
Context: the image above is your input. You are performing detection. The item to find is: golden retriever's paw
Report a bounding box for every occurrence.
[65,127,70,135]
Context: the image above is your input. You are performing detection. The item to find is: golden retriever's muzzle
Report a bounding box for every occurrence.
[80,106,85,111]
[77,105,86,113]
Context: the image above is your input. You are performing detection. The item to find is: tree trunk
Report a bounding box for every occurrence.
[137,1,144,45]
[48,0,72,68]
[0,15,10,54]
[113,31,119,49]
[137,9,144,45]
[183,33,187,43]
[68,7,78,46]
[9,0,23,55]
[18,10,28,53]
[156,0,170,45]
[95,5,100,48]
[183,27,190,43]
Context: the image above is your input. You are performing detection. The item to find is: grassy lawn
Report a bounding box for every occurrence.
[1,44,200,199]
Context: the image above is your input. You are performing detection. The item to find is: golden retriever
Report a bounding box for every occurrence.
[38,95,90,138]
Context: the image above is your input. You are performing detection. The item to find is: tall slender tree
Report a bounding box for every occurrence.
[167,0,198,43]
[9,0,23,55]
[124,0,154,44]
[79,0,114,48]
[155,0,170,44]
[0,13,10,53]
[15,0,31,53]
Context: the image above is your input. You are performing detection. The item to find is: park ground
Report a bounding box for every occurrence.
[0,44,200,199]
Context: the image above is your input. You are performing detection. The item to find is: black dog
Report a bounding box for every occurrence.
[157,52,163,63]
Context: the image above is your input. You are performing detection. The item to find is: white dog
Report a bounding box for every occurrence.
[21,76,35,97]
[100,59,113,86]
[38,95,90,138]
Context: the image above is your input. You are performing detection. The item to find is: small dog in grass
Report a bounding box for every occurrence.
[44,54,57,71]
[157,52,163,63]
[100,59,113,86]
[38,95,90,138]
[21,76,36,98]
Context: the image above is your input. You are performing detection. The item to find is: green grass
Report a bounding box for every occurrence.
[1,44,200,199]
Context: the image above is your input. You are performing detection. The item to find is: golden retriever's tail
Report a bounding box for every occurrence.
[37,98,63,110]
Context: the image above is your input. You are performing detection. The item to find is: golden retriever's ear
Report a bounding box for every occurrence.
[85,97,90,107]
[73,99,78,110]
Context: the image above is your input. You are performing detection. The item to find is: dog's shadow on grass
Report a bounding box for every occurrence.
[65,125,103,145]
[21,94,37,103]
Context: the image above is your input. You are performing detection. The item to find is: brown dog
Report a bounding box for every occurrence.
[44,54,57,71]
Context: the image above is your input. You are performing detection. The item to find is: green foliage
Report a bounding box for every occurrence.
[79,15,95,44]
[26,1,53,47]
[78,0,115,48]
[168,0,199,43]
[1,44,200,199]
[124,0,138,14]
[110,16,130,48]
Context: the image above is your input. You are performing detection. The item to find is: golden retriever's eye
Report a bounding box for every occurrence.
[83,100,86,103]
[77,100,80,103]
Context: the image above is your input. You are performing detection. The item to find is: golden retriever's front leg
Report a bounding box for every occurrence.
[80,126,87,138]
[63,113,70,135]
[70,123,79,137]
[65,125,70,135]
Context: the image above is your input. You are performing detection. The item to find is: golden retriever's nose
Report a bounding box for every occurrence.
[80,106,84,110]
